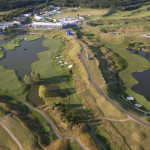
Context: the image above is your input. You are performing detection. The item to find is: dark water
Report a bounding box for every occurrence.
[130,50,150,100]
[28,85,44,106]
[0,36,48,80]
[28,84,66,106]
[130,50,150,61]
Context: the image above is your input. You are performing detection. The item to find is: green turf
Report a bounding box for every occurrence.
[0,66,26,97]
[0,109,43,150]
[103,41,150,110]
[68,140,82,150]
[31,38,61,78]
[25,35,42,41]
[95,126,119,150]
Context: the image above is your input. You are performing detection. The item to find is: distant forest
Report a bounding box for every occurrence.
[0,0,150,11]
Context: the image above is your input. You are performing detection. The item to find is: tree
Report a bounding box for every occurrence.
[123,39,130,48]
[39,85,46,99]
[24,75,32,85]
[76,30,82,39]
[134,42,140,50]
[6,27,14,34]
[31,71,40,81]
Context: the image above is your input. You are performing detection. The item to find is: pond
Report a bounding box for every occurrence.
[0,35,49,105]
[28,84,66,106]
[28,85,44,106]
[130,49,150,100]
[0,35,48,80]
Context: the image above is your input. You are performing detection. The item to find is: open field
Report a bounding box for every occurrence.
[0,107,43,150]
[0,66,26,98]
[65,34,129,149]
[100,33,150,110]
[112,120,150,150]
[1,5,150,149]
[16,30,101,149]
[0,125,20,150]
[101,5,150,20]
[52,8,108,19]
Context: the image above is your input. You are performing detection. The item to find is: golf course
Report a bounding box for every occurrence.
[0,4,150,150]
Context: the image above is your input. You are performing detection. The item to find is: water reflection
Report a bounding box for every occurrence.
[0,36,48,80]
[130,49,150,101]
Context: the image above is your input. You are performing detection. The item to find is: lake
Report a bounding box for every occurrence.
[130,49,150,100]
[0,35,48,80]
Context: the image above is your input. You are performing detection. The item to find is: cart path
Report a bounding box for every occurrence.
[11,92,88,150]
[0,121,24,150]
[74,36,150,129]
[97,116,132,122]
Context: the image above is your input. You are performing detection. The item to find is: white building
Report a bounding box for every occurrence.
[32,22,63,29]
[57,17,79,25]
[34,15,45,21]
[24,13,31,17]
[13,21,21,25]
[0,22,14,29]
[49,10,62,15]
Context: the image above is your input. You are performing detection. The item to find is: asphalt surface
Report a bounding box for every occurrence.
[0,121,24,150]
[12,93,88,150]
[74,36,150,130]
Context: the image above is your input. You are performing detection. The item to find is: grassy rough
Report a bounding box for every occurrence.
[0,109,43,150]
[0,66,26,97]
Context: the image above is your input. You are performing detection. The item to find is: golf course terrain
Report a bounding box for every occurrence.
[0,5,150,150]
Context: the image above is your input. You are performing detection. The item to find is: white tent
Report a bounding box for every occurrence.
[135,103,142,108]
[126,96,134,101]
[68,65,73,68]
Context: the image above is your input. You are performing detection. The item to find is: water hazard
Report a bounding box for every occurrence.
[130,49,150,100]
[0,35,48,80]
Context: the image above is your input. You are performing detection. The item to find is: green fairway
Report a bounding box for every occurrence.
[104,41,150,110]
[31,38,61,78]
[0,66,26,98]
[68,140,82,150]
[0,108,43,150]
[25,35,42,41]
[0,125,20,150]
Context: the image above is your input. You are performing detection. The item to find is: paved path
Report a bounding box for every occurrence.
[0,121,24,150]
[74,36,150,130]
[98,116,131,122]
[12,93,88,150]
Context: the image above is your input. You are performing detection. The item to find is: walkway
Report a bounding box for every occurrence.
[0,121,24,150]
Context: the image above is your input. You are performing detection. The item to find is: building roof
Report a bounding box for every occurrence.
[32,22,62,26]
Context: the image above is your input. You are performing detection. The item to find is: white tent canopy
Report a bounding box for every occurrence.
[126,96,134,101]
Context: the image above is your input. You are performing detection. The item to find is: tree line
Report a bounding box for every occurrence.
[0,0,48,10]
[51,0,150,10]
[0,0,150,11]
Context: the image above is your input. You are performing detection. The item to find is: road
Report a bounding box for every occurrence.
[0,121,24,150]
[12,93,88,150]
[74,36,150,129]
